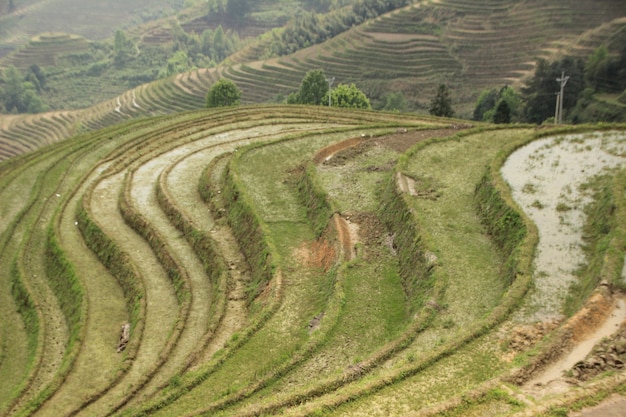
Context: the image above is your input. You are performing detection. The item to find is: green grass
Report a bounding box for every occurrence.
[1,107,625,417]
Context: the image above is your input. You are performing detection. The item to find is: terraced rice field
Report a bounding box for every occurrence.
[1,105,625,417]
[1,1,624,161]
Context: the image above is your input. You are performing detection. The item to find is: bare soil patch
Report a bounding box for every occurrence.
[296,238,337,272]
[314,128,464,167]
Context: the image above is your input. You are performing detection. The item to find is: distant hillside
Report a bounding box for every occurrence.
[0,0,625,161]
[0,0,187,58]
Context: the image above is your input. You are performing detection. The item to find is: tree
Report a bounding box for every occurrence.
[522,57,584,124]
[296,69,328,105]
[0,66,45,114]
[226,0,251,23]
[160,50,193,77]
[25,64,46,92]
[473,89,497,121]
[331,83,371,109]
[585,46,610,92]
[383,91,408,112]
[206,79,241,107]
[429,84,454,117]
[492,100,511,124]
[114,30,133,67]
[2,66,25,112]
[476,86,521,123]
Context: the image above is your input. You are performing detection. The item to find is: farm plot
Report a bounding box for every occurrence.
[0,106,437,417]
[1,107,624,417]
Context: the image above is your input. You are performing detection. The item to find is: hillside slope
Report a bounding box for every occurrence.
[1,104,625,417]
[0,0,185,57]
[0,0,625,161]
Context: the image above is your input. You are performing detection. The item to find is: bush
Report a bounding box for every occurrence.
[206,79,241,108]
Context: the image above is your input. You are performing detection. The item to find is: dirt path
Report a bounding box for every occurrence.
[333,214,357,262]
[572,394,626,416]
[526,296,626,391]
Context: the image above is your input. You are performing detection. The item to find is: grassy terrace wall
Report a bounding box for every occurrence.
[119,170,191,307]
[296,161,338,239]
[606,169,626,293]
[10,228,90,417]
[44,229,84,354]
[156,174,226,300]
[9,262,39,355]
[76,197,145,355]
[379,170,435,313]
[471,127,538,311]
[565,160,626,311]
[276,129,540,415]
[474,165,529,286]
[222,155,277,305]
[155,169,229,365]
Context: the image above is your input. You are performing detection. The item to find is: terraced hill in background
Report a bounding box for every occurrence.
[1,104,625,417]
[0,0,183,56]
[1,0,625,162]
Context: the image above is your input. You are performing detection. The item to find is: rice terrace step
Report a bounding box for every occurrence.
[0,105,625,416]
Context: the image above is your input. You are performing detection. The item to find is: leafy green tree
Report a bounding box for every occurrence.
[522,57,584,124]
[285,91,300,104]
[207,0,226,14]
[478,86,521,123]
[497,86,521,120]
[226,0,251,24]
[206,79,241,107]
[21,85,45,113]
[114,30,134,66]
[383,91,408,112]
[585,46,610,92]
[473,88,497,121]
[492,100,511,124]
[296,69,328,105]
[160,50,193,77]
[24,64,46,92]
[0,66,45,114]
[331,83,371,109]
[429,84,454,117]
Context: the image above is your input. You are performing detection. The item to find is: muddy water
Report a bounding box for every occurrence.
[501,131,626,323]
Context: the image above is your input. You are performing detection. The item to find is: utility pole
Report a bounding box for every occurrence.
[554,92,560,125]
[556,71,569,124]
[326,77,335,107]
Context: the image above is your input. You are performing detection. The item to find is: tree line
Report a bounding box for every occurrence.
[0,65,46,114]
[206,69,371,109]
[473,42,626,124]
[263,0,410,56]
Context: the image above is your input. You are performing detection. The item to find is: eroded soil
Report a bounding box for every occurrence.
[501,131,626,414]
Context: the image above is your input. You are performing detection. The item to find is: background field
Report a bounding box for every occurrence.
[1,0,625,162]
